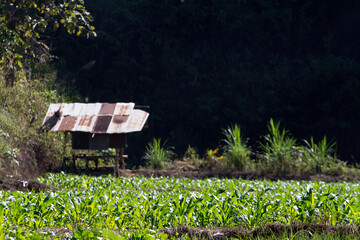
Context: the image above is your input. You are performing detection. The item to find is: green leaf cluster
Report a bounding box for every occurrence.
[0,0,95,86]
[2,173,360,238]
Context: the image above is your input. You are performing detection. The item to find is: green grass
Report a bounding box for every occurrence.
[143,138,173,169]
[259,119,299,174]
[302,137,341,174]
[222,124,252,170]
[1,173,360,239]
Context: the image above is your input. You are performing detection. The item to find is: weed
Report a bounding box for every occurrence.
[302,137,338,173]
[183,145,202,167]
[204,147,223,169]
[259,119,301,174]
[143,138,173,169]
[222,124,251,171]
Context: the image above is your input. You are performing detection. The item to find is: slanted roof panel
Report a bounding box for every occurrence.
[43,102,148,134]
[78,103,102,116]
[107,115,129,133]
[57,116,78,131]
[114,103,135,115]
[76,116,96,132]
[122,109,149,133]
[63,103,83,116]
[99,103,116,115]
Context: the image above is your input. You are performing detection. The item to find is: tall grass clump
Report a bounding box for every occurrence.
[259,119,301,174]
[222,124,251,170]
[143,138,173,169]
[302,137,342,174]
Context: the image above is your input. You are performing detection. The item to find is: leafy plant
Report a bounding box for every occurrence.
[184,145,199,161]
[302,137,339,173]
[204,147,223,169]
[1,172,360,238]
[259,119,300,174]
[143,138,173,169]
[183,145,202,168]
[222,124,251,171]
[0,0,96,86]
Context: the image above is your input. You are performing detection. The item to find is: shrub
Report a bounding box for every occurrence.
[143,138,173,169]
[222,124,251,171]
[0,68,68,178]
[183,145,202,167]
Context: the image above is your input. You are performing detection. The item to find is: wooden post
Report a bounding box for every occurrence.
[72,155,76,171]
[62,132,69,169]
[119,148,125,170]
[115,148,125,177]
[115,148,120,177]
[95,159,99,169]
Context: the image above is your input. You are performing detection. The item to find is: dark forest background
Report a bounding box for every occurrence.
[48,0,360,166]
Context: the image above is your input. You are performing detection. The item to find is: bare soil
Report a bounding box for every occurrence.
[0,175,56,192]
[160,223,359,239]
[37,227,73,237]
[0,139,61,192]
[65,162,360,182]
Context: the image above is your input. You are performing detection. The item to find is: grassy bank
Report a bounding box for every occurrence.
[0,67,73,179]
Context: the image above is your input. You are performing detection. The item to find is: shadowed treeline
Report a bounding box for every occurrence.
[50,0,360,165]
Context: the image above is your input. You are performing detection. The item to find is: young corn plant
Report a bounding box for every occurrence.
[222,124,251,171]
[143,138,173,169]
[259,119,300,174]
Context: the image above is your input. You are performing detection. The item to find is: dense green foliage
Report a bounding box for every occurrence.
[50,0,360,164]
[0,0,95,86]
[0,173,359,238]
[0,66,77,178]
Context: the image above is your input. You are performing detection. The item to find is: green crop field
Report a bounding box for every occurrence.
[0,173,359,239]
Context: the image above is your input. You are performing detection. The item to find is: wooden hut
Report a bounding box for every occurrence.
[42,102,149,176]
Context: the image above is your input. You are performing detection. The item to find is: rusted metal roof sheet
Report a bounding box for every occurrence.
[42,102,149,134]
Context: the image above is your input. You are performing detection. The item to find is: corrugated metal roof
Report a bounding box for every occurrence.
[42,102,149,134]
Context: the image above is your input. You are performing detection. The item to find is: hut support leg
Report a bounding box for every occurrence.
[115,149,120,177]
[62,132,68,169]
[119,148,125,170]
[72,156,76,171]
[115,148,125,177]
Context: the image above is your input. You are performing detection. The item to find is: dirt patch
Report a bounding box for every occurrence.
[160,223,359,239]
[127,169,360,182]
[38,227,73,235]
[0,175,56,192]
[63,165,360,182]
[36,227,73,239]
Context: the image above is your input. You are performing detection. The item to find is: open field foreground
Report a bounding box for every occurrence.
[1,173,360,239]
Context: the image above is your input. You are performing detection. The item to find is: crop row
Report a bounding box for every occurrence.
[0,173,359,239]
